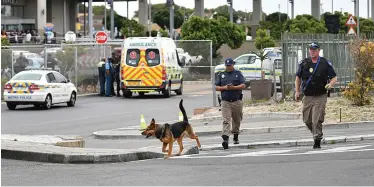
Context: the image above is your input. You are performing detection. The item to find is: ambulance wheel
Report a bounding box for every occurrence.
[7,103,17,110]
[175,82,183,95]
[163,84,171,98]
[123,90,132,98]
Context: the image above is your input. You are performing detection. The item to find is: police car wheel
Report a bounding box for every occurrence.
[67,92,76,107]
[7,103,17,110]
[43,95,52,110]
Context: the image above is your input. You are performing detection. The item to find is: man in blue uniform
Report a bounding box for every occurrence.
[295,42,337,149]
[215,58,246,149]
[105,57,113,97]
[97,58,106,96]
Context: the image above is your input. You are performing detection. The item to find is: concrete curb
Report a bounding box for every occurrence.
[184,81,211,85]
[1,140,200,164]
[1,134,85,148]
[92,121,373,140]
[200,134,374,151]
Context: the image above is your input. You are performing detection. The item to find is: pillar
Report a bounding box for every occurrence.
[138,0,149,27]
[372,0,374,22]
[194,0,204,17]
[251,0,262,38]
[37,0,47,34]
[88,0,93,38]
[311,0,321,21]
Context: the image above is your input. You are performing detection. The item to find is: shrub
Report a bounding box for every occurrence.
[343,39,374,106]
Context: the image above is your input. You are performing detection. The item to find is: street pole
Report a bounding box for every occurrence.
[169,0,174,39]
[149,0,152,37]
[104,0,107,32]
[368,0,370,18]
[228,0,233,23]
[357,0,360,38]
[332,0,333,13]
[278,4,281,23]
[88,0,93,38]
[110,0,114,39]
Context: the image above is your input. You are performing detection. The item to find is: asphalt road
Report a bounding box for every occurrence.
[1,84,216,136]
[2,141,374,186]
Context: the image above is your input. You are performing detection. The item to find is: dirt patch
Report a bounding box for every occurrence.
[192,96,374,123]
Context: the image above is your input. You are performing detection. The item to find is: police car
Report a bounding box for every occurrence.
[3,69,77,110]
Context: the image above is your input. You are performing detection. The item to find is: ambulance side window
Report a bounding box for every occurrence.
[126,49,140,67]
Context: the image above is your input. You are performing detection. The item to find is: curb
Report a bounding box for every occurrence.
[92,121,373,140]
[1,141,200,164]
[189,113,303,123]
[184,81,211,85]
[1,135,85,148]
[200,134,374,151]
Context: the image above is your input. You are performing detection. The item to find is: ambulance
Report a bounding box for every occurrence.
[120,37,185,98]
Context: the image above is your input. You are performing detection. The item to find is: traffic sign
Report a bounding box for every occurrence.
[64,31,76,42]
[347,27,356,35]
[345,15,357,26]
[95,31,108,44]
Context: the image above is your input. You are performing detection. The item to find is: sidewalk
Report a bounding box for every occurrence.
[92,118,357,140]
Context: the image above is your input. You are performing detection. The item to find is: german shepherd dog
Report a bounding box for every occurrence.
[141,99,202,159]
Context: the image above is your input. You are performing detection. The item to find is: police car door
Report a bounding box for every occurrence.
[233,55,250,81]
[53,72,70,102]
[45,72,62,103]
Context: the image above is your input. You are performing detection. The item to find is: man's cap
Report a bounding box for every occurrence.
[309,42,320,49]
[224,58,235,66]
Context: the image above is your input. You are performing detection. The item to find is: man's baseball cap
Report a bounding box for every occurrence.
[224,58,235,66]
[309,42,320,49]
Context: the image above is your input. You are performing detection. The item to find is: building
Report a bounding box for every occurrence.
[1,0,77,36]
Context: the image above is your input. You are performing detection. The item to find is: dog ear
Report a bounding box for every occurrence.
[151,118,155,123]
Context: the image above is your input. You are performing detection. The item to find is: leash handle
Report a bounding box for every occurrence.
[303,56,321,93]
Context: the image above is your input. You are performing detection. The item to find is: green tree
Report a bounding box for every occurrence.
[119,18,146,37]
[265,12,289,23]
[254,29,276,50]
[180,16,246,59]
[152,6,185,29]
[283,14,327,33]
[103,12,127,32]
[55,46,86,78]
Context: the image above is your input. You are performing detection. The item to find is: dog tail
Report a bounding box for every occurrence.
[179,99,188,122]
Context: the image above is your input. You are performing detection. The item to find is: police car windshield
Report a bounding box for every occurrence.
[12,73,42,80]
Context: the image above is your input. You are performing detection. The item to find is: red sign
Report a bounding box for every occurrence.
[148,51,155,59]
[129,51,137,59]
[345,14,357,27]
[95,31,108,44]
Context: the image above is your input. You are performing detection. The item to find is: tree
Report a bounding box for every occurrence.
[152,6,185,29]
[343,40,374,106]
[119,18,146,37]
[254,29,276,50]
[181,16,246,59]
[283,14,327,33]
[265,12,288,23]
[103,12,127,32]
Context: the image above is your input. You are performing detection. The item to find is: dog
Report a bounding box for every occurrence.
[141,99,202,159]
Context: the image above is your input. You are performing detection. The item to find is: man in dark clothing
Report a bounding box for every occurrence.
[295,42,338,149]
[47,54,57,70]
[14,52,28,73]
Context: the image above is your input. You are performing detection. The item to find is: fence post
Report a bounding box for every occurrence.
[210,40,217,107]
[11,47,14,77]
[273,63,277,101]
[44,45,47,68]
[75,45,78,87]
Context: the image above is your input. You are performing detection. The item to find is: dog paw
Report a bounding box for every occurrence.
[162,150,169,153]
[163,156,170,159]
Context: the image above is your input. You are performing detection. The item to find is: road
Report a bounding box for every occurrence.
[1,84,216,136]
[2,141,374,186]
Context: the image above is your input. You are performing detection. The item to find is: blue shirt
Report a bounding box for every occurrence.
[105,61,112,70]
[215,69,245,101]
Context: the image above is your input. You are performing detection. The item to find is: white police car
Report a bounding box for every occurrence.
[3,69,77,110]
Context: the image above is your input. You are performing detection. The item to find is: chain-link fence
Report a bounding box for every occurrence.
[1,40,215,99]
[281,33,374,98]
[175,40,213,82]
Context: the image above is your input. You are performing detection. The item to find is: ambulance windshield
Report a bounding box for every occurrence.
[145,49,160,67]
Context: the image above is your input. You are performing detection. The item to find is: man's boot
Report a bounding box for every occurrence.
[222,135,229,149]
[233,134,239,144]
[313,139,321,149]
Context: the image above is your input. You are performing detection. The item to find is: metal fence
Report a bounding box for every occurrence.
[1,40,214,97]
[281,33,374,97]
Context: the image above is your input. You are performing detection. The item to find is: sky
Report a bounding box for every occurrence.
[92,0,373,19]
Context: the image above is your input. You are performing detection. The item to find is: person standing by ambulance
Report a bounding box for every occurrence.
[105,57,113,97]
[97,58,106,96]
[295,42,337,149]
[215,58,246,149]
